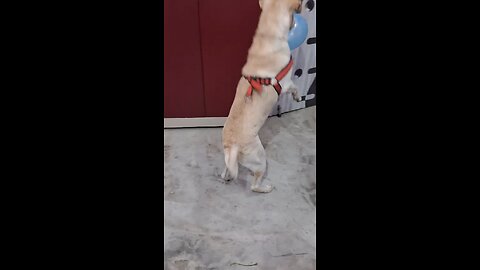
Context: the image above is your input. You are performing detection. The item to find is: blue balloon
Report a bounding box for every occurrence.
[288,14,308,51]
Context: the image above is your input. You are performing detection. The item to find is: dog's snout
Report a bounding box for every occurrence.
[295,0,302,13]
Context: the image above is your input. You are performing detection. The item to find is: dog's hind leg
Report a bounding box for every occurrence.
[251,170,273,193]
[240,137,273,193]
[221,167,233,181]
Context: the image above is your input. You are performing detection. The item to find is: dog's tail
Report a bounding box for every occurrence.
[224,145,239,179]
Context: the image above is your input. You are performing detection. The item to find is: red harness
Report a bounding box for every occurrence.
[243,56,294,97]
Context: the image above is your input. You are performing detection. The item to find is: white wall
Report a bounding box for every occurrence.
[270,0,316,116]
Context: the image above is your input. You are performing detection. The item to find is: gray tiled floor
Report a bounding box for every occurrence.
[164,106,316,270]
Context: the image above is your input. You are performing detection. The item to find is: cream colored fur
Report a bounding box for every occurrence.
[221,0,302,193]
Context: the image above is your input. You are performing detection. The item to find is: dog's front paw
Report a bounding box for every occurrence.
[288,87,301,102]
[292,93,301,102]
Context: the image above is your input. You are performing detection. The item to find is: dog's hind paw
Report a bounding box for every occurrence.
[220,167,234,182]
[251,184,274,193]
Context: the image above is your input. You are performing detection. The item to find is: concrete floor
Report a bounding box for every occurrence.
[164,107,316,270]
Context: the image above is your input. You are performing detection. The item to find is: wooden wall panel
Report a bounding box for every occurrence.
[164,0,205,118]
[199,0,261,117]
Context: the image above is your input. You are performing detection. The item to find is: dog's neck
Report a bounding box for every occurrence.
[255,7,291,40]
[241,7,292,78]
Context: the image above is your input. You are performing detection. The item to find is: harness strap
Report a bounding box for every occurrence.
[244,56,293,98]
[275,56,294,84]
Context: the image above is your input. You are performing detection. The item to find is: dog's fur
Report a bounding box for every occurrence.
[221,0,302,193]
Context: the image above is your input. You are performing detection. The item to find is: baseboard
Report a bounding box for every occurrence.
[164,117,227,128]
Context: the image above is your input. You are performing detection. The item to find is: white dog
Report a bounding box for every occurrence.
[221,0,302,193]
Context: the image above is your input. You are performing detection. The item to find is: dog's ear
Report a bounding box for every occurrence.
[289,0,302,13]
[259,0,264,9]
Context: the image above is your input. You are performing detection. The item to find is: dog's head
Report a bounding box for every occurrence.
[259,0,302,29]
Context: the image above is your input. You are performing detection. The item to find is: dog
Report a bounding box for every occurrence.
[221,0,302,193]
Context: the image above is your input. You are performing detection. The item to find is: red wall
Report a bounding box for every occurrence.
[164,0,260,118]
[164,0,205,118]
